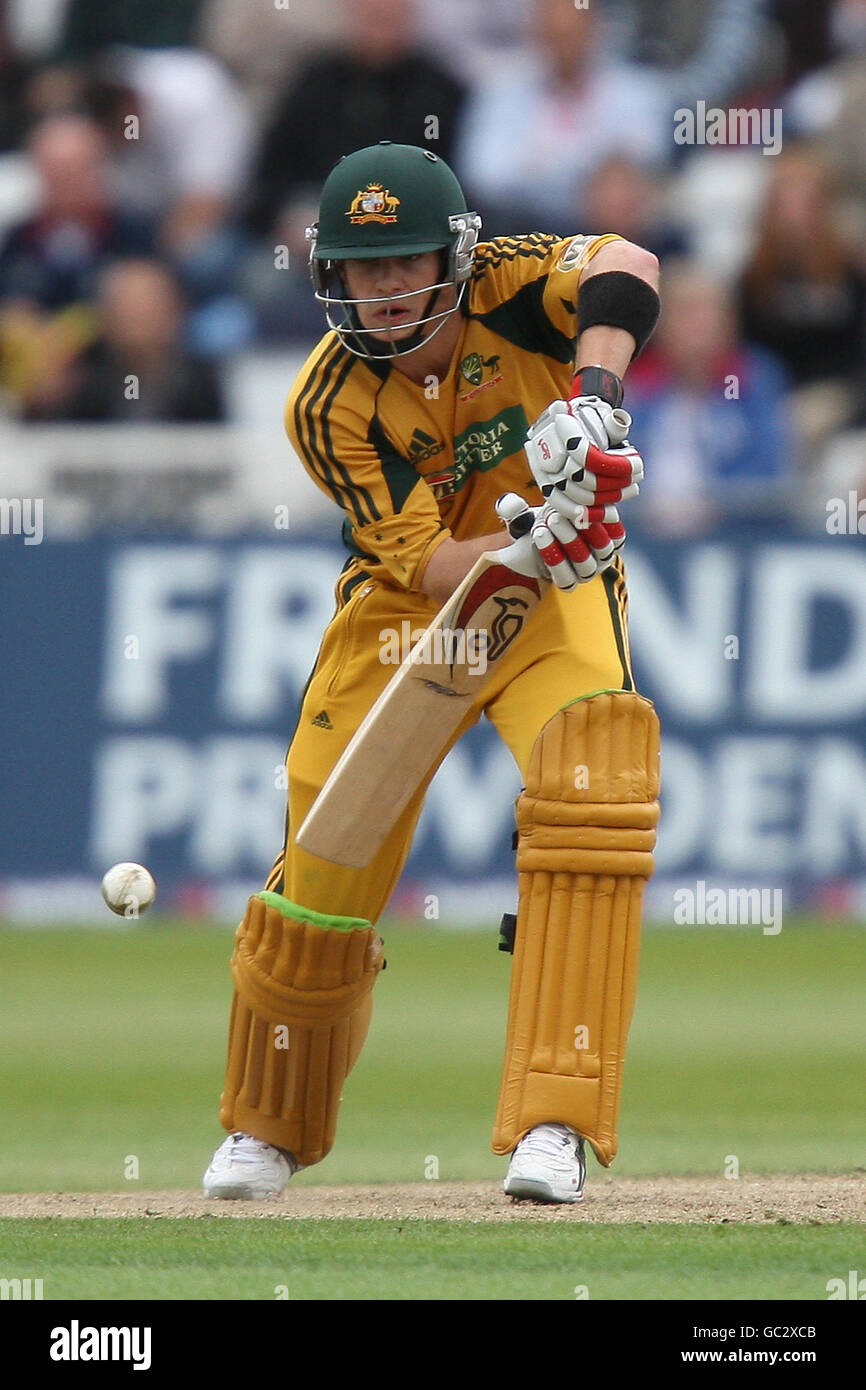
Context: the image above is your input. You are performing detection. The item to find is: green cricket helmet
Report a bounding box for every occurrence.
[305,141,482,358]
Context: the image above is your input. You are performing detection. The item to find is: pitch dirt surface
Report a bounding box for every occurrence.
[1,1174,862,1224]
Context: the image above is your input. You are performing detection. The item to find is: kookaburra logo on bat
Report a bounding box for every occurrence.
[486,595,530,662]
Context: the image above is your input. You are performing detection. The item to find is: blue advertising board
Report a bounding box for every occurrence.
[2,523,865,922]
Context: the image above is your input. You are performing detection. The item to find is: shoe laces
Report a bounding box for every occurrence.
[228,1132,273,1165]
[517,1123,580,1158]
[229,1131,298,1173]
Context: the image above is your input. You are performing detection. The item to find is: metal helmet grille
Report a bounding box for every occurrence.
[305,212,482,360]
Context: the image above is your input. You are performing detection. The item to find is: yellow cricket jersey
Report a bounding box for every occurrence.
[285,231,623,596]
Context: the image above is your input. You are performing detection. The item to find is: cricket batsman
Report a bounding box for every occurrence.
[203,142,661,1204]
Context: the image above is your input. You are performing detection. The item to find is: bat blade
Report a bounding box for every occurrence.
[296,552,545,867]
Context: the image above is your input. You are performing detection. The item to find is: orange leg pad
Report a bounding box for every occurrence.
[491,691,660,1166]
[219,893,384,1167]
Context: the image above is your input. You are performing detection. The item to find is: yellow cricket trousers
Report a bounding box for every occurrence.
[264,557,633,923]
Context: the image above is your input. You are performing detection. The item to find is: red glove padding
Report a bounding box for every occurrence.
[496,493,625,591]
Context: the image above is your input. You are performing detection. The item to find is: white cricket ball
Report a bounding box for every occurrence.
[101,862,157,917]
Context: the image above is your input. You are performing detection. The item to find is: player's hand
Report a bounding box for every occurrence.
[495,493,625,591]
[524,397,644,524]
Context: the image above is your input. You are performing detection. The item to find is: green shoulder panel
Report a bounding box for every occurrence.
[469,276,576,363]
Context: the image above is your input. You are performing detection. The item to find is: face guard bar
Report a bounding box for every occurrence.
[305,212,482,359]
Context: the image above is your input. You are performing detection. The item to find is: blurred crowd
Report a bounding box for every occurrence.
[0,0,864,524]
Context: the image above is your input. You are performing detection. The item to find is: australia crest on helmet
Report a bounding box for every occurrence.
[348,183,401,224]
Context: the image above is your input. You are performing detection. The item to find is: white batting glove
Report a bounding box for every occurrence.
[525,397,644,524]
[495,493,625,591]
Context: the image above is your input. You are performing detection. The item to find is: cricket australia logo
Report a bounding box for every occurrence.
[459,352,504,402]
[347,183,401,224]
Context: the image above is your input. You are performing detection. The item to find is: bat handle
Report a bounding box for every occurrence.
[496,491,537,539]
[607,407,632,447]
[509,511,535,538]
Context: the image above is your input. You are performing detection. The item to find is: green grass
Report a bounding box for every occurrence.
[1,919,863,1302]
[0,919,863,1190]
[0,1217,861,1300]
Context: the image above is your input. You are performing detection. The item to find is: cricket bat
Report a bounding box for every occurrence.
[297,523,546,868]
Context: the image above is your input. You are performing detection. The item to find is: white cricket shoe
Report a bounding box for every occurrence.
[203,1131,298,1200]
[503,1122,586,1203]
